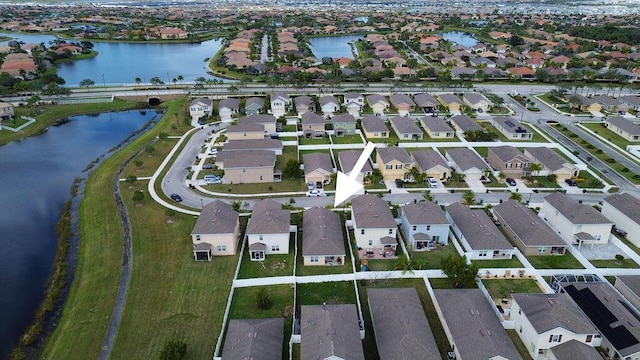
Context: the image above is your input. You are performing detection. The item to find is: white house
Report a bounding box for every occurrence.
[270,93,291,118]
[344,93,364,117]
[189,97,213,122]
[319,95,339,118]
[542,192,614,248]
[218,98,240,121]
[510,293,601,359]
[351,194,397,252]
[445,148,487,181]
[398,201,450,251]
[246,199,294,261]
[602,193,640,247]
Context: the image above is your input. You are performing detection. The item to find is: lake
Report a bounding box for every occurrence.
[442,31,479,48]
[0,110,157,358]
[0,33,224,86]
[309,35,362,60]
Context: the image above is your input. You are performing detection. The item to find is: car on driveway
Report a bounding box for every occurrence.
[170,193,183,202]
[565,178,577,186]
[307,189,323,197]
[427,177,438,188]
[208,148,218,156]
[395,179,404,188]
[202,163,214,169]
[505,178,517,186]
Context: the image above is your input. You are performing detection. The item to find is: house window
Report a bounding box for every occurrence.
[538,246,547,253]
[595,235,601,241]
[516,163,522,169]
[271,245,280,252]
[195,235,201,241]
[479,250,488,257]
[433,132,440,137]
[518,309,522,315]
[374,132,379,136]
[382,132,387,137]
[413,225,417,231]
[506,163,512,169]
[549,334,562,342]
[386,165,393,170]
[404,134,409,138]
[361,229,365,235]
[519,326,523,334]
[259,176,263,181]
[433,235,440,242]
[426,225,431,230]
[310,256,319,263]
[396,164,403,169]
[389,229,393,234]
[586,335,593,343]
[243,168,246,172]
[368,240,373,246]
[259,234,264,240]
[217,245,226,252]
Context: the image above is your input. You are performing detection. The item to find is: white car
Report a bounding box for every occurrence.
[427,177,438,188]
[208,148,218,156]
[307,189,323,197]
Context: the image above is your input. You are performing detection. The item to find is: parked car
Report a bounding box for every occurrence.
[395,179,404,188]
[565,178,577,186]
[427,177,438,188]
[505,178,517,186]
[307,189,323,197]
[170,193,183,202]
[202,163,214,169]
[307,181,315,190]
[205,177,222,185]
[208,148,218,156]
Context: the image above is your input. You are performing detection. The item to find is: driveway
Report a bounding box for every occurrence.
[465,179,486,192]
[384,180,409,194]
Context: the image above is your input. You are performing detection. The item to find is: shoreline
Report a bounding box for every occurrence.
[0,29,222,45]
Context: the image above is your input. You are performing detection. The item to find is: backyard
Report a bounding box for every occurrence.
[237,233,296,279]
[481,279,543,299]
[525,253,585,269]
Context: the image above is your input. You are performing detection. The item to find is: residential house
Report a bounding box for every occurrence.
[487,146,531,178]
[491,116,533,140]
[411,149,450,180]
[548,340,604,360]
[191,200,240,261]
[319,95,339,117]
[413,93,439,113]
[221,318,284,360]
[445,202,515,260]
[361,115,389,139]
[524,147,580,181]
[593,95,627,114]
[344,93,365,117]
[450,114,483,133]
[570,95,602,113]
[419,116,455,139]
[376,147,414,181]
[226,123,265,141]
[614,276,640,313]
[366,94,390,115]
[302,207,345,266]
[338,150,372,184]
[619,95,640,111]
[223,139,283,155]
[303,153,333,189]
[246,199,292,261]
[331,114,357,136]
[238,114,277,134]
[270,93,291,117]
[301,304,364,360]
[295,95,315,117]
[494,200,567,256]
[189,97,213,122]
[561,281,640,360]
[389,116,423,140]
[158,27,187,39]
[399,201,450,251]
[351,194,398,252]
[437,93,465,113]
[445,148,487,181]
[604,116,640,142]
[244,97,265,116]
[300,112,325,138]
[462,93,493,113]
[218,98,240,121]
[368,288,440,360]
[216,150,276,184]
[542,192,614,247]
[0,102,14,120]
[602,193,640,247]
[389,94,416,116]
[510,293,600,359]
[433,289,523,360]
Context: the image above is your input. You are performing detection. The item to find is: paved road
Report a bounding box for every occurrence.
[260,34,269,63]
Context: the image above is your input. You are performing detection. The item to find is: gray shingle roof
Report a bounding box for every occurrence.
[550,340,603,360]
[302,207,345,257]
[413,93,438,108]
[295,95,314,107]
[411,149,448,172]
[606,116,640,135]
[446,202,512,251]
[221,318,284,360]
[446,148,487,171]
[191,200,238,235]
[226,123,265,133]
[494,200,567,247]
[463,92,492,105]
[544,192,613,225]
[368,288,439,360]
[366,94,389,106]
[604,192,640,225]
[319,95,338,106]
[621,95,640,107]
[390,116,422,135]
[389,94,416,108]
[511,293,596,334]
[223,139,282,151]
[378,146,412,164]
[301,304,364,360]
[492,116,532,134]
[593,94,620,106]
[352,194,396,229]
[338,150,372,174]
[218,150,275,169]
[361,115,388,132]
[401,201,449,225]
[344,92,363,102]
[615,276,640,299]
[303,153,333,175]
[438,93,464,105]
[434,289,523,360]
[451,114,483,132]
[219,97,240,110]
[301,111,325,125]
[238,114,276,126]
[489,145,527,163]
[245,96,265,108]
[332,113,356,124]
[419,116,454,133]
[247,199,290,234]
[190,97,212,107]
[271,93,290,102]
[525,147,570,171]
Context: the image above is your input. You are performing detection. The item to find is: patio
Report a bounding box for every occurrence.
[358,246,398,260]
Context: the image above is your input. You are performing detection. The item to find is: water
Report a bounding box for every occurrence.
[442,31,479,48]
[0,110,156,358]
[308,35,362,60]
[0,33,224,86]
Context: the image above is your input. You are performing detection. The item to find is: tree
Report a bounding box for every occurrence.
[145,145,155,155]
[498,172,506,183]
[132,190,145,202]
[177,75,184,86]
[125,175,137,183]
[283,159,303,179]
[231,200,242,212]
[394,254,414,274]
[159,340,187,360]
[529,163,543,176]
[509,192,523,202]
[462,190,475,205]
[79,78,95,88]
[150,76,164,86]
[440,254,478,288]
[256,288,272,309]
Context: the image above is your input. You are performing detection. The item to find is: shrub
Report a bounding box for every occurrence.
[159,132,169,139]
[159,340,187,360]
[134,159,143,167]
[615,254,624,262]
[256,288,272,310]
[132,190,145,202]
[125,175,137,183]
[605,158,616,163]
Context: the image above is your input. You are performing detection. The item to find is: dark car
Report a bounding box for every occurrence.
[395,179,404,188]
[565,178,577,186]
[505,178,517,186]
[170,193,183,202]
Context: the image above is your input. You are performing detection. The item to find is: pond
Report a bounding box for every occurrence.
[308,35,362,60]
[442,31,479,48]
[0,109,158,358]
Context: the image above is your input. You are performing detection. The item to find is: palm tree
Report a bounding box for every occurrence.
[409,167,420,183]
[498,172,506,183]
[394,254,414,274]
[462,190,476,205]
[509,192,523,202]
[177,75,184,86]
[529,163,543,177]
[134,77,142,87]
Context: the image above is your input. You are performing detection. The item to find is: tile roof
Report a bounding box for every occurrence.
[512,293,596,334]
[446,203,512,251]
[411,149,448,171]
[377,146,412,164]
[301,304,364,360]
[191,200,238,235]
[352,194,396,229]
[604,192,640,225]
[302,207,345,257]
[401,201,449,225]
[247,199,290,234]
[544,192,613,225]
[446,148,487,171]
[221,318,284,360]
[494,200,566,247]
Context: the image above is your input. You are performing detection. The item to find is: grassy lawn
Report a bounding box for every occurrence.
[366,258,398,271]
[357,278,451,360]
[482,279,542,299]
[43,98,213,360]
[282,125,297,132]
[296,281,356,309]
[619,235,640,257]
[227,285,294,360]
[276,146,299,169]
[483,174,506,188]
[525,253,585,269]
[409,245,460,269]
[575,170,605,189]
[238,234,295,279]
[330,134,363,144]
[122,138,179,178]
[590,258,640,268]
[207,179,307,194]
[1,99,145,146]
[298,136,331,145]
[537,93,566,107]
[474,146,488,158]
[507,329,533,360]
[479,121,541,142]
[473,257,524,268]
[525,176,561,189]
[580,122,631,150]
[1,116,31,128]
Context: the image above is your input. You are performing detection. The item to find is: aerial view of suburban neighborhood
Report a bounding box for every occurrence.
[3,0,640,359]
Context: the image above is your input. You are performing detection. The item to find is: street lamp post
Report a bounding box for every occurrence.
[200,198,204,209]
[167,72,170,84]
[101,74,106,91]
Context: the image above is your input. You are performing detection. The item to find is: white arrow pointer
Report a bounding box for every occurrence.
[334,141,376,207]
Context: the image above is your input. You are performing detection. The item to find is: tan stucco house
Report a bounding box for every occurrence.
[216,150,276,184]
[191,200,240,260]
[376,146,414,181]
[302,207,346,266]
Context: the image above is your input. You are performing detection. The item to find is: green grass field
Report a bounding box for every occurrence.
[238,234,295,278]
[525,253,585,269]
[482,279,543,299]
